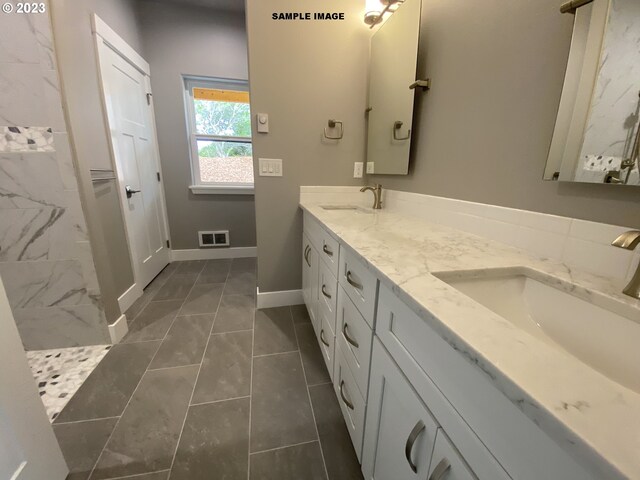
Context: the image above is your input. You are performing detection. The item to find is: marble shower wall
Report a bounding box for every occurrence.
[579,0,640,166]
[0,3,110,350]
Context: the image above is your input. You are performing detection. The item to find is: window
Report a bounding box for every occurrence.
[184,77,253,194]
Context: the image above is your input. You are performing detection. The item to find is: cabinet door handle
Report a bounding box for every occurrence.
[320,328,330,347]
[346,270,363,290]
[428,459,451,480]
[339,380,354,410]
[323,244,333,256]
[321,284,332,299]
[304,245,311,267]
[405,420,426,474]
[342,323,359,348]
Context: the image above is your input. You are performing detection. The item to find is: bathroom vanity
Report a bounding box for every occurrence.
[300,192,640,480]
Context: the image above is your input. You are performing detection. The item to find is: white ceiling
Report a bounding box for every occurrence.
[154,0,245,13]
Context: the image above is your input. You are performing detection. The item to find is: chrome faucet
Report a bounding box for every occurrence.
[360,184,383,209]
[611,230,640,299]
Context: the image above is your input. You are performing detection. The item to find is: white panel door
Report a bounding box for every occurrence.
[0,278,68,480]
[96,37,169,288]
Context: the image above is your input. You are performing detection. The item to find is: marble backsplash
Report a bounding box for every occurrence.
[0,3,110,350]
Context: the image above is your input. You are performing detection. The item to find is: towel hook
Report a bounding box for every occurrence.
[393,121,411,141]
[324,119,344,140]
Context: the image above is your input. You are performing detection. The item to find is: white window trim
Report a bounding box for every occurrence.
[183,76,254,195]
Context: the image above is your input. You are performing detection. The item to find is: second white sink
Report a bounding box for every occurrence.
[434,270,640,394]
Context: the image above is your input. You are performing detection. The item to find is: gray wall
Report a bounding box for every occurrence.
[373,0,640,229]
[51,0,139,321]
[246,0,371,292]
[137,0,256,250]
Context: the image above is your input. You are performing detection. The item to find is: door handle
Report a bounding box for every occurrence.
[321,284,332,299]
[322,244,334,256]
[346,270,363,290]
[405,420,426,474]
[125,185,141,199]
[339,380,354,410]
[428,459,451,480]
[320,329,330,347]
[304,245,311,267]
[342,323,359,348]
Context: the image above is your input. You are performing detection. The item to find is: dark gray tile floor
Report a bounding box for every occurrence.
[52,259,362,480]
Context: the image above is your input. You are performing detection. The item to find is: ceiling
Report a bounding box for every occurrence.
[154,0,245,13]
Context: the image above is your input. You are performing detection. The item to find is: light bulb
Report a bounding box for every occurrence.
[364,0,382,25]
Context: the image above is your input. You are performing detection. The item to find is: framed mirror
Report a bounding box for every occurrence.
[544,0,640,185]
[366,0,422,175]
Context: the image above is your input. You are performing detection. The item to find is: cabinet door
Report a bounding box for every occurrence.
[302,233,319,331]
[362,339,439,480]
[428,430,477,480]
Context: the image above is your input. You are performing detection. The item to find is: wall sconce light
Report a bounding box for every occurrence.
[364,0,403,27]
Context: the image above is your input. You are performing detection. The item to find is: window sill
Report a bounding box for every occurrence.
[189,185,255,195]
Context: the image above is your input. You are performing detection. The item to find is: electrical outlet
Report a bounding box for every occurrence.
[353,162,363,178]
[366,162,375,174]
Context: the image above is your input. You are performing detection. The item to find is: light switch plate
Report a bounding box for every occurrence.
[366,162,375,174]
[256,113,269,133]
[354,162,363,178]
[258,158,283,177]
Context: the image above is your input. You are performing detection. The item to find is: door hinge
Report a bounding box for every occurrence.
[157,171,161,182]
[166,240,170,248]
[146,92,153,105]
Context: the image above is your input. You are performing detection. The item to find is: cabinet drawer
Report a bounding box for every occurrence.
[429,430,476,480]
[318,260,338,333]
[336,286,373,399]
[362,339,440,480]
[334,344,367,461]
[303,211,322,250]
[318,228,340,276]
[338,246,378,327]
[317,308,335,382]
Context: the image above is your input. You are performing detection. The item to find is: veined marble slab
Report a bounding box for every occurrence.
[300,200,640,480]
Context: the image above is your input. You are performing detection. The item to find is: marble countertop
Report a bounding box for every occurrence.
[300,201,640,480]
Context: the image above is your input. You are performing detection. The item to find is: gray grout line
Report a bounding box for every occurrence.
[146,363,201,372]
[53,415,121,426]
[210,328,254,336]
[167,265,226,477]
[291,306,330,480]
[249,439,321,457]
[247,289,256,480]
[308,381,334,388]
[189,395,251,408]
[101,469,171,480]
[252,349,300,359]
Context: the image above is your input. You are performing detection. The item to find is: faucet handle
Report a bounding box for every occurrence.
[611,230,640,250]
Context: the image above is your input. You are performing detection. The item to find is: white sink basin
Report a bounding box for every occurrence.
[434,271,640,393]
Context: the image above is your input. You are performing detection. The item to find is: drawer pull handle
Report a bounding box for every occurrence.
[405,421,426,474]
[304,245,311,267]
[320,329,330,347]
[428,459,451,480]
[346,270,363,290]
[339,380,354,410]
[321,285,332,299]
[323,244,334,256]
[342,323,359,348]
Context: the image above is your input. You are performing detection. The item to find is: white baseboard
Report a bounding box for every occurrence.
[171,246,257,262]
[108,314,128,344]
[256,287,304,309]
[117,283,142,314]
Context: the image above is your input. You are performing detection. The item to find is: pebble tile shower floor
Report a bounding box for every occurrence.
[51,258,363,480]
